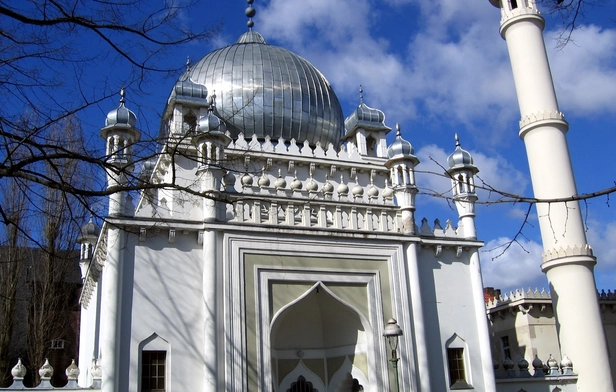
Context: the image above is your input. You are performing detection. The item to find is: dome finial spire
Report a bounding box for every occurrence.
[396,123,401,137]
[119,87,126,105]
[246,0,256,30]
[455,133,461,147]
[359,85,364,104]
[208,90,217,113]
[186,56,191,71]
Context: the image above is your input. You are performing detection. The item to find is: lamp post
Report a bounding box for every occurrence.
[384,318,403,392]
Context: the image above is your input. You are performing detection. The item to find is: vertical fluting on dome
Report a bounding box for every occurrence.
[185,40,344,147]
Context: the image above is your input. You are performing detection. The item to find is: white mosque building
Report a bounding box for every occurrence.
[2,0,610,391]
[74,2,497,391]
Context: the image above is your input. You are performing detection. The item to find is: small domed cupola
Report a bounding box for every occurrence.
[79,218,101,240]
[344,102,389,133]
[105,88,137,129]
[343,86,391,158]
[196,95,227,135]
[170,71,208,105]
[101,88,141,170]
[192,95,231,168]
[446,134,479,238]
[447,134,477,173]
[384,124,419,235]
[76,218,101,278]
[387,124,418,164]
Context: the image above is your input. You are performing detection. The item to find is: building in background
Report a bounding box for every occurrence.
[486,287,616,384]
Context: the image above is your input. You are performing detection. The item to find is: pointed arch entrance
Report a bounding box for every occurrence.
[270,282,372,391]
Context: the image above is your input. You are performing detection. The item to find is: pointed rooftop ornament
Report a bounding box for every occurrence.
[359,85,364,104]
[186,55,191,72]
[105,87,137,128]
[246,0,256,30]
[207,91,217,111]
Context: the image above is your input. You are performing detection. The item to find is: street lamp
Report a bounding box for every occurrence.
[383,318,403,392]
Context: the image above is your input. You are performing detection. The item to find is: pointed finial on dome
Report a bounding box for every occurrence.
[359,85,364,104]
[396,123,401,137]
[246,0,256,30]
[186,56,191,71]
[119,87,126,104]
[455,133,461,147]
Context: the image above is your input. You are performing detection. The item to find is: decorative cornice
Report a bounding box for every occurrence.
[518,110,568,137]
[541,244,594,263]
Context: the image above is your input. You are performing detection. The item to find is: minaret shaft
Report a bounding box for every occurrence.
[503,17,559,115]
[493,2,614,390]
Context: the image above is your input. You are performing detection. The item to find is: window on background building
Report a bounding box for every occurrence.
[447,348,471,389]
[142,351,166,392]
[50,339,65,350]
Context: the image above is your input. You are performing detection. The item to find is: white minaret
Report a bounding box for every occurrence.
[447,137,497,391]
[99,88,140,392]
[385,124,419,234]
[489,1,613,390]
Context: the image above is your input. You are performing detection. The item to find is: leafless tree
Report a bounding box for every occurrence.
[0,179,28,386]
[0,0,219,385]
[538,0,610,46]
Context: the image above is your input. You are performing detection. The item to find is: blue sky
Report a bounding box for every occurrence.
[90,0,616,293]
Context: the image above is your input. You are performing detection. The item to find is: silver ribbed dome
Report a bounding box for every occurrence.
[345,102,390,133]
[196,108,227,134]
[77,218,100,243]
[105,89,136,128]
[387,124,415,159]
[447,134,477,171]
[184,31,344,147]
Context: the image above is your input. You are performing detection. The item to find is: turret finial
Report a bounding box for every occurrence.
[455,133,461,147]
[396,123,401,137]
[359,85,364,104]
[186,56,191,71]
[246,0,256,30]
[119,87,126,104]
[208,90,217,112]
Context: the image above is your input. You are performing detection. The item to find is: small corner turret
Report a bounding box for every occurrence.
[76,218,101,279]
[447,134,479,239]
[343,86,391,158]
[385,124,419,234]
[192,94,231,221]
[101,88,141,216]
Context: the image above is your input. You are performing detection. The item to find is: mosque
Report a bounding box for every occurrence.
[53,0,614,391]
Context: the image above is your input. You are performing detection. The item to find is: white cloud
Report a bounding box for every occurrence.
[257,0,616,145]
[548,25,616,115]
[586,220,616,290]
[481,237,547,293]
